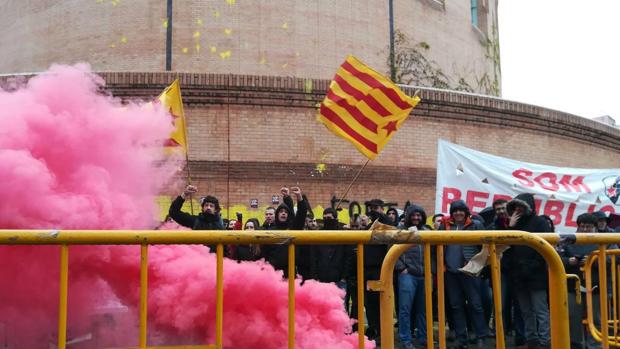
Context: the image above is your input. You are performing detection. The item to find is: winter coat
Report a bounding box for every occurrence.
[168,196,225,230]
[395,205,431,276]
[440,200,485,273]
[260,196,308,277]
[501,193,553,290]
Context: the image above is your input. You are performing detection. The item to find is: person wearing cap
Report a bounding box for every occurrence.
[502,193,553,349]
[440,199,487,349]
[168,184,225,230]
[310,207,352,289]
[355,198,391,344]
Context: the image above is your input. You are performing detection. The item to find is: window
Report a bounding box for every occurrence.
[471,0,488,37]
[471,0,479,27]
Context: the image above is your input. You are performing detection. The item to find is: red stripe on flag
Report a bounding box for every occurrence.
[164,138,181,147]
[327,90,378,133]
[342,61,413,110]
[320,105,378,154]
[334,75,391,117]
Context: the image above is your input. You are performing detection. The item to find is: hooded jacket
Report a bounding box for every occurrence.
[440,200,485,273]
[310,215,354,283]
[261,195,308,277]
[395,205,431,276]
[168,196,225,230]
[501,193,553,290]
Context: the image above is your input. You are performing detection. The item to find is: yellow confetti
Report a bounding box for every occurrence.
[224,28,232,35]
[182,47,189,53]
[220,50,231,59]
[193,31,201,38]
[96,0,104,3]
[111,0,119,5]
[196,19,204,26]
[226,0,236,5]
[213,10,220,18]
[259,56,266,64]
[162,19,168,28]
[120,35,127,44]
[109,43,116,48]
[281,22,288,29]
[304,79,313,93]
[282,63,288,69]
[195,43,201,52]
[295,51,300,57]
[210,46,217,53]
[315,163,327,174]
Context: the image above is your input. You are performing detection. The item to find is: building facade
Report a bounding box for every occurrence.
[2,1,619,220]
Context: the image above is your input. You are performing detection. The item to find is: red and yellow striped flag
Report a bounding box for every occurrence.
[317,55,421,160]
[157,79,188,154]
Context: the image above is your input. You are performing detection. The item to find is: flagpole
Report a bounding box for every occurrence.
[335,158,371,210]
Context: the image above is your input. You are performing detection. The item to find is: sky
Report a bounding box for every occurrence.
[498,0,620,123]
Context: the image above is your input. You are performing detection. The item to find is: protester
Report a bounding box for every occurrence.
[395,204,430,349]
[260,187,308,278]
[231,218,262,262]
[310,208,352,289]
[503,193,553,349]
[168,184,224,231]
[440,199,487,349]
[432,213,444,230]
[593,211,614,232]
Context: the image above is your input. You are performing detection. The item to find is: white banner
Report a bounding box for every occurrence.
[435,139,620,233]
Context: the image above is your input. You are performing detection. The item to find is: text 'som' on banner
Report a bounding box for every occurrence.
[435,139,620,233]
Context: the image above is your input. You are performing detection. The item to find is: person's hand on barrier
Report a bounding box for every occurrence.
[281,187,290,197]
[509,212,522,227]
[569,256,579,266]
[182,184,198,199]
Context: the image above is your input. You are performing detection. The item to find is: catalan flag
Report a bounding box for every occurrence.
[157,79,188,154]
[318,55,421,160]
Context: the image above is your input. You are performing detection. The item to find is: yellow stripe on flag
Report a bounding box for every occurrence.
[157,79,188,154]
[317,55,421,160]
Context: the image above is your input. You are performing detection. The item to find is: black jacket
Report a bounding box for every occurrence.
[311,220,354,283]
[168,196,225,230]
[502,193,553,290]
[260,196,308,277]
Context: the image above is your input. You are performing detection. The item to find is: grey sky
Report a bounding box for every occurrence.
[498,0,620,122]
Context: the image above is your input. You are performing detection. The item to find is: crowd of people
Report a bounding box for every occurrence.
[168,185,619,349]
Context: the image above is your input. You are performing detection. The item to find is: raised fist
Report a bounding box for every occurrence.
[291,186,302,199]
[182,185,198,198]
[280,187,290,196]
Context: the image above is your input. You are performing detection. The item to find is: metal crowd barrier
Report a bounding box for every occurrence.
[583,247,620,348]
[0,229,581,349]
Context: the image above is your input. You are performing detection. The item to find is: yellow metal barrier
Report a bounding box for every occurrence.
[0,229,587,349]
[583,248,620,347]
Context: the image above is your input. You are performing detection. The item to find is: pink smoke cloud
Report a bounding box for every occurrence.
[0,65,372,348]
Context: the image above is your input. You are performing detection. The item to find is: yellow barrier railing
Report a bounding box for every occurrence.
[583,248,620,348]
[0,229,584,349]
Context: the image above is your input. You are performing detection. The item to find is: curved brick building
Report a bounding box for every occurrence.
[1,1,619,219]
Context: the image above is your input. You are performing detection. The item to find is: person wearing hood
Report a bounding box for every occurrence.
[440,199,487,349]
[593,211,614,233]
[260,186,308,278]
[386,207,399,227]
[395,204,430,349]
[502,193,553,349]
[168,185,225,231]
[310,208,352,289]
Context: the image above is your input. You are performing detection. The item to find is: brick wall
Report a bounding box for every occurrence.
[0,1,498,94]
[59,72,619,218]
